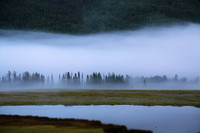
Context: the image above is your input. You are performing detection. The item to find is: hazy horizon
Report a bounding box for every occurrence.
[0,23,200,80]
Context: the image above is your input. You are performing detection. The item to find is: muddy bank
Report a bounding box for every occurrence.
[0,115,152,133]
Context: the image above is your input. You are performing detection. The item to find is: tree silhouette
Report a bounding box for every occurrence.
[22,71,31,82]
[41,74,45,83]
[12,71,17,81]
[18,73,22,81]
[86,75,89,82]
[78,72,80,79]
[7,71,11,82]
[1,70,194,89]
[67,72,71,80]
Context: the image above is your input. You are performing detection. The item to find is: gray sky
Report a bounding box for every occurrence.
[0,23,200,78]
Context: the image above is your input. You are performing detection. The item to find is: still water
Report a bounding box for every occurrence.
[0,105,200,133]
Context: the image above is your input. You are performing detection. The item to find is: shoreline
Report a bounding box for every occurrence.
[0,115,152,133]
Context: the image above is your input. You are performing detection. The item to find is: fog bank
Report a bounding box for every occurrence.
[0,23,200,79]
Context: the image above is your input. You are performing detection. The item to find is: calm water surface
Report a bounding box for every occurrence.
[0,105,200,133]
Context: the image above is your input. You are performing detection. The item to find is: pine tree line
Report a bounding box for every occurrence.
[0,71,200,87]
[1,71,45,83]
[0,71,129,85]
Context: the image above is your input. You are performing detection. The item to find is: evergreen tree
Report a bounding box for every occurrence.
[78,72,80,79]
[12,71,17,81]
[18,73,22,81]
[41,74,45,83]
[81,72,84,84]
[86,75,89,82]
[35,72,40,81]
[7,71,11,82]
[73,73,78,81]
[67,72,71,80]
[97,72,102,83]
[22,71,31,82]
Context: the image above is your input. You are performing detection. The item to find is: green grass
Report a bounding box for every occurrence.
[0,89,200,107]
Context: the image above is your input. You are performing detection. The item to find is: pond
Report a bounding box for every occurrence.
[0,105,200,133]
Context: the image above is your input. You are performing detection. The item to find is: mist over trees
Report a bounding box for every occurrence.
[0,71,199,90]
[1,71,45,83]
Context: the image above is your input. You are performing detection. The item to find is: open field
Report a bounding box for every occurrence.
[0,115,152,133]
[0,89,200,107]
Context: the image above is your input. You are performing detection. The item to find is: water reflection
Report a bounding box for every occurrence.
[0,105,200,133]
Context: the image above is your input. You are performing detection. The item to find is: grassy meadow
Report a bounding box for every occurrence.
[0,89,200,107]
[1,89,199,133]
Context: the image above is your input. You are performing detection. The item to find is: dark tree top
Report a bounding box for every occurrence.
[0,0,200,34]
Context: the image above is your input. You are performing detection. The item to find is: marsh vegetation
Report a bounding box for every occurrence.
[0,115,152,133]
[0,90,200,107]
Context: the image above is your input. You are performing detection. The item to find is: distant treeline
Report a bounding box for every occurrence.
[1,71,46,83]
[0,0,200,34]
[0,71,127,85]
[0,71,199,87]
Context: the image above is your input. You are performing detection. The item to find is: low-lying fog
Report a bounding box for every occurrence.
[0,23,200,89]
